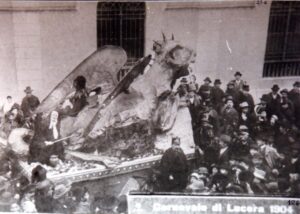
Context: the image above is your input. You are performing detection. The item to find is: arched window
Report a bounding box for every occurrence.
[97,2,145,65]
[263,1,300,77]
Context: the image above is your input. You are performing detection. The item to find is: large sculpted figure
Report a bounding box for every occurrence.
[34,35,196,157]
[82,34,196,154]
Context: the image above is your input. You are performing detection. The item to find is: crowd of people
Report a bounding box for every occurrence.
[0,76,101,213]
[0,70,300,212]
[154,71,300,196]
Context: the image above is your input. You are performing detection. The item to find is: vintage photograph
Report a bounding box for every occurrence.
[0,0,300,213]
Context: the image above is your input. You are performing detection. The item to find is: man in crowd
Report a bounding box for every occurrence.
[265,84,281,120]
[221,96,239,135]
[198,77,212,100]
[21,86,40,118]
[231,71,245,92]
[2,96,14,115]
[211,79,225,113]
[188,75,199,93]
[289,81,300,128]
[159,137,189,192]
[237,84,255,113]
[225,81,239,108]
[279,89,295,124]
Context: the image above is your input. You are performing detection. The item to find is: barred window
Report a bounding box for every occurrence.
[97,2,145,65]
[263,1,300,77]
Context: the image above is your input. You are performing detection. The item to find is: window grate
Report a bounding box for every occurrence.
[97,2,145,65]
[263,1,300,77]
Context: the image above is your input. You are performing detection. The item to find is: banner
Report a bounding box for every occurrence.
[128,195,300,214]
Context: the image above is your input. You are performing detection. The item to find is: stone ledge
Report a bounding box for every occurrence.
[165,0,256,10]
[0,1,77,12]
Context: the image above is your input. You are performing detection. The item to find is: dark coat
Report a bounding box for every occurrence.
[159,147,189,192]
[211,86,225,113]
[225,89,239,107]
[265,92,281,119]
[221,106,239,134]
[232,79,245,91]
[278,98,295,124]
[61,89,88,117]
[21,95,40,118]
[29,114,64,165]
[289,89,300,127]
[198,84,212,100]
[237,92,255,113]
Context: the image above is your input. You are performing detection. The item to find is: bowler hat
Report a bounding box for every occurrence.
[271,84,280,91]
[198,167,209,175]
[214,79,222,85]
[180,77,188,84]
[234,71,242,76]
[227,81,234,86]
[280,89,289,95]
[260,94,269,103]
[239,125,249,132]
[239,102,249,108]
[293,81,300,87]
[204,77,212,83]
[242,84,250,91]
[24,86,33,93]
[225,95,233,102]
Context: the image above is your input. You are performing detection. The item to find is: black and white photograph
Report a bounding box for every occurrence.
[0,0,300,213]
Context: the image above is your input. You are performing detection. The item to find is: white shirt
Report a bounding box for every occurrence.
[2,101,14,114]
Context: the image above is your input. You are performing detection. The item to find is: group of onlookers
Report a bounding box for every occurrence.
[153,71,300,196]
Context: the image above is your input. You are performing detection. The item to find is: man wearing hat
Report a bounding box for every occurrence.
[176,77,189,97]
[239,102,256,133]
[198,77,212,100]
[220,96,239,135]
[231,71,245,92]
[21,86,40,118]
[279,89,295,124]
[289,81,300,128]
[254,95,269,133]
[237,83,255,113]
[211,79,225,114]
[225,81,239,107]
[159,137,189,192]
[265,84,281,120]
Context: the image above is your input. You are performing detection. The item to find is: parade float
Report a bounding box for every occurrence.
[11,35,197,196]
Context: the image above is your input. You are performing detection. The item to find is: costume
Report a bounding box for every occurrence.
[159,147,189,191]
[29,113,64,165]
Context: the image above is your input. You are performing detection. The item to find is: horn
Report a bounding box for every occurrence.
[153,40,162,46]
[171,34,174,40]
[162,32,166,42]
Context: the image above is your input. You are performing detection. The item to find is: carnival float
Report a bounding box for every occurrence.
[0,35,197,211]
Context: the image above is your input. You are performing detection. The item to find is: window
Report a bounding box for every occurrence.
[97,2,145,65]
[263,1,300,77]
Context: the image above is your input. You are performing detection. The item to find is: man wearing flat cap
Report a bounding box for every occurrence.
[198,77,212,100]
[21,86,40,118]
[231,71,245,92]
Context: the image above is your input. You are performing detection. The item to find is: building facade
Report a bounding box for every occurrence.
[0,1,298,103]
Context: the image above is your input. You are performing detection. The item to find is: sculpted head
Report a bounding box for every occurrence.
[152,33,196,88]
[153,33,196,68]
